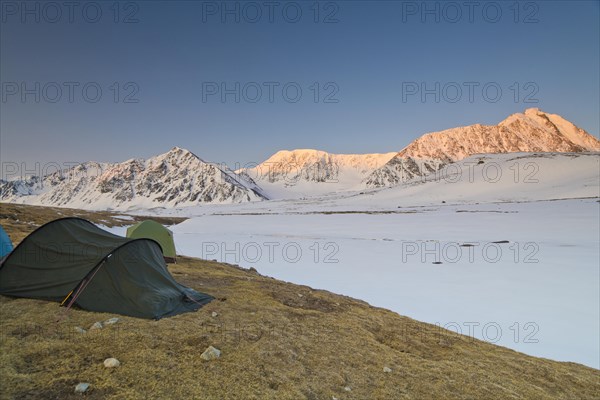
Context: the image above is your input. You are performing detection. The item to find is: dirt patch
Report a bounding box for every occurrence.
[14,383,115,400]
[270,290,345,313]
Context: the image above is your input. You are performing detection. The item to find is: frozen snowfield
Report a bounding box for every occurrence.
[171,199,599,368]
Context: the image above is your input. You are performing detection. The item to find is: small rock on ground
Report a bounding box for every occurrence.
[104,317,119,325]
[211,311,218,318]
[89,321,103,330]
[104,358,120,368]
[200,346,221,361]
[74,383,90,393]
[383,366,392,373]
[344,386,352,392]
[74,327,86,334]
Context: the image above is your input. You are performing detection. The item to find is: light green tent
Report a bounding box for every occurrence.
[126,220,177,263]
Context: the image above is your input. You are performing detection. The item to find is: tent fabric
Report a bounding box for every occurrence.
[0,218,131,300]
[0,225,13,259]
[0,218,212,319]
[126,220,177,262]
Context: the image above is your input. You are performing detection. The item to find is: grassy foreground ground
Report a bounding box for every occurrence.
[0,203,599,399]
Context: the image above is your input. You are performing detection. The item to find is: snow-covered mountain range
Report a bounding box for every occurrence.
[0,147,266,210]
[241,108,600,190]
[1,108,598,210]
[363,108,600,187]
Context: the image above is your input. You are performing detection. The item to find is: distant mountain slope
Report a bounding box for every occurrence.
[0,147,267,210]
[355,152,600,208]
[240,149,396,197]
[365,108,600,187]
[245,149,396,183]
[362,156,444,188]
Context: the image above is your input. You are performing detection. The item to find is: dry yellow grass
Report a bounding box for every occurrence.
[1,203,599,399]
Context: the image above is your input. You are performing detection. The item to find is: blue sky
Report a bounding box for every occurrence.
[1,0,599,170]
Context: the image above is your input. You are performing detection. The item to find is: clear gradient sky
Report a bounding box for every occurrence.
[1,0,599,171]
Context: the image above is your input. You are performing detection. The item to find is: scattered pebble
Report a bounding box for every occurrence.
[344,386,352,392]
[200,346,221,361]
[74,326,86,334]
[103,358,120,368]
[211,311,219,318]
[74,382,90,393]
[104,317,120,325]
[89,321,103,330]
[297,293,304,298]
[383,366,392,373]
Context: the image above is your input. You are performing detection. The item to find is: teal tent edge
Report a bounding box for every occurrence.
[0,224,14,259]
[0,217,213,319]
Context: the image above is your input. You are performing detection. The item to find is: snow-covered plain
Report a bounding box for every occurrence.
[123,152,600,368]
[172,199,599,368]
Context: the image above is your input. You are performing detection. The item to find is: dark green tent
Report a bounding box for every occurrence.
[0,218,212,319]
